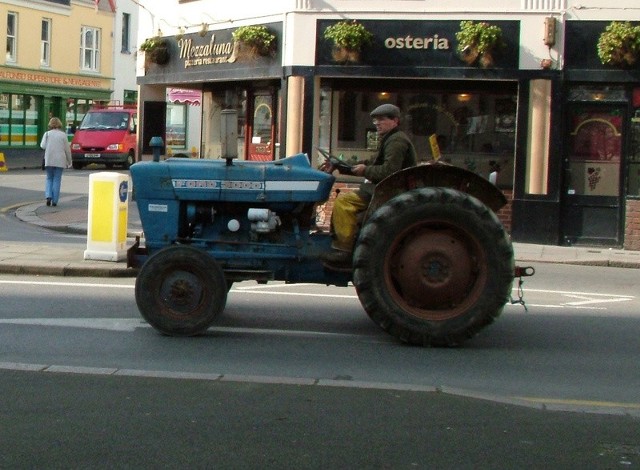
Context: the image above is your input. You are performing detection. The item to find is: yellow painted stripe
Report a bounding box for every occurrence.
[90,181,114,242]
[517,397,640,409]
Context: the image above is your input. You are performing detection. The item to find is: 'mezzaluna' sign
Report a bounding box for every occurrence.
[179,35,235,68]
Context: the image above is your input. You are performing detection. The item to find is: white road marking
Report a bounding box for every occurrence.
[0,280,134,289]
[0,280,634,308]
[524,288,634,299]
[561,294,633,307]
[0,318,380,341]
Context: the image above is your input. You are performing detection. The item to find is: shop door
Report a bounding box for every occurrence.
[247,93,274,161]
[561,104,625,246]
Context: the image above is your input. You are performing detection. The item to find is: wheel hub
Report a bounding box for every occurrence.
[160,271,204,315]
[390,229,476,310]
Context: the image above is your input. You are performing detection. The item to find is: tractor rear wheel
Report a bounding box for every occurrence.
[135,245,227,336]
[353,187,514,346]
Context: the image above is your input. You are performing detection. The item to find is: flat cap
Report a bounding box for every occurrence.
[370,104,400,118]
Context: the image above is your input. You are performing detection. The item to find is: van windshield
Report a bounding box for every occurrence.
[79,112,130,130]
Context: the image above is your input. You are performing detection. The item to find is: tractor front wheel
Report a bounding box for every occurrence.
[135,245,227,336]
[353,187,514,346]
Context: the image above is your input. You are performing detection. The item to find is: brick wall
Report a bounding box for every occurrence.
[315,181,359,230]
[496,189,513,234]
[625,199,640,251]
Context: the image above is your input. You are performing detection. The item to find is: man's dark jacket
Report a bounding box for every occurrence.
[357,127,417,200]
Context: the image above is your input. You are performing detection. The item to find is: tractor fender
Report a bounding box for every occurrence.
[364,162,507,223]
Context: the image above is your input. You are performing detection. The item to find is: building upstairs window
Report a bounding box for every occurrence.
[7,12,17,63]
[41,18,51,66]
[121,13,131,53]
[80,26,101,72]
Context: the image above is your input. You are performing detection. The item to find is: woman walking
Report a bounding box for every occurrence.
[41,117,72,207]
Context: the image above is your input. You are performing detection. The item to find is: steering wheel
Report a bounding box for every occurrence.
[317,148,353,175]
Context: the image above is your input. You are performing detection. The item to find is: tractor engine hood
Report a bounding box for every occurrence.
[130,153,335,205]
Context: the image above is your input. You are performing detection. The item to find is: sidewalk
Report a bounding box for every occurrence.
[2,194,640,277]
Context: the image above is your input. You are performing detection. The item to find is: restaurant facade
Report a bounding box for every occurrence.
[136,1,640,249]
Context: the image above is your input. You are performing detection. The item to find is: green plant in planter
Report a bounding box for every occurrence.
[323,20,373,63]
[597,21,640,67]
[456,20,504,67]
[139,36,170,65]
[232,25,276,56]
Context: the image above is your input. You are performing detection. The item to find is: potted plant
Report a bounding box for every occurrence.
[139,36,170,65]
[232,25,276,58]
[455,20,504,68]
[323,20,373,63]
[597,21,640,67]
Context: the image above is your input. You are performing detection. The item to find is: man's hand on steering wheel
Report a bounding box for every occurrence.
[317,148,354,175]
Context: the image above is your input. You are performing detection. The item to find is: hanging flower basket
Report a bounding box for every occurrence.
[456,20,504,68]
[231,25,276,58]
[323,20,373,64]
[597,21,640,68]
[140,37,170,65]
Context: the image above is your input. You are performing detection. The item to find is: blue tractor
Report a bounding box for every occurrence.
[128,151,531,346]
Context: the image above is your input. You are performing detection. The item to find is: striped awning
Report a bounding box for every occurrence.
[168,88,202,105]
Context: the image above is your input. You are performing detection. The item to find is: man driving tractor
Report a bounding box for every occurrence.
[321,103,417,269]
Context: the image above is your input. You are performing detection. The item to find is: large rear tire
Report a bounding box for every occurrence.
[353,187,514,346]
[135,245,227,336]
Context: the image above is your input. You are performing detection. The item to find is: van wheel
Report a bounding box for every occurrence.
[123,151,135,169]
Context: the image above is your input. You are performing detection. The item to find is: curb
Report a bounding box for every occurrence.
[14,197,143,238]
[0,262,138,278]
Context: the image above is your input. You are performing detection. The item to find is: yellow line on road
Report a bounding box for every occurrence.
[517,396,640,409]
[0,201,40,214]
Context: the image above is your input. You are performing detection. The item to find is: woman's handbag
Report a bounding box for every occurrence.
[41,131,48,170]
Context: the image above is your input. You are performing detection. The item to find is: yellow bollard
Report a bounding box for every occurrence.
[0,152,7,172]
[84,172,129,261]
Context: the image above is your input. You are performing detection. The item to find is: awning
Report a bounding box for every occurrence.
[168,88,202,105]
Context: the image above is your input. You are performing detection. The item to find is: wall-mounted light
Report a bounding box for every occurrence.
[176,26,185,40]
[457,93,472,102]
[199,23,209,37]
[377,92,389,100]
[544,17,557,47]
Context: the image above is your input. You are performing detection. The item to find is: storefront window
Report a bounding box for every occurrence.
[201,88,246,159]
[249,94,273,161]
[0,94,40,146]
[566,107,622,197]
[24,95,38,146]
[201,86,280,161]
[65,99,93,136]
[628,107,640,197]
[318,87,332,152]
[166,104,187,148]
[568,85,626,102]
[322,86,517,188]
[0,94,9,145]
